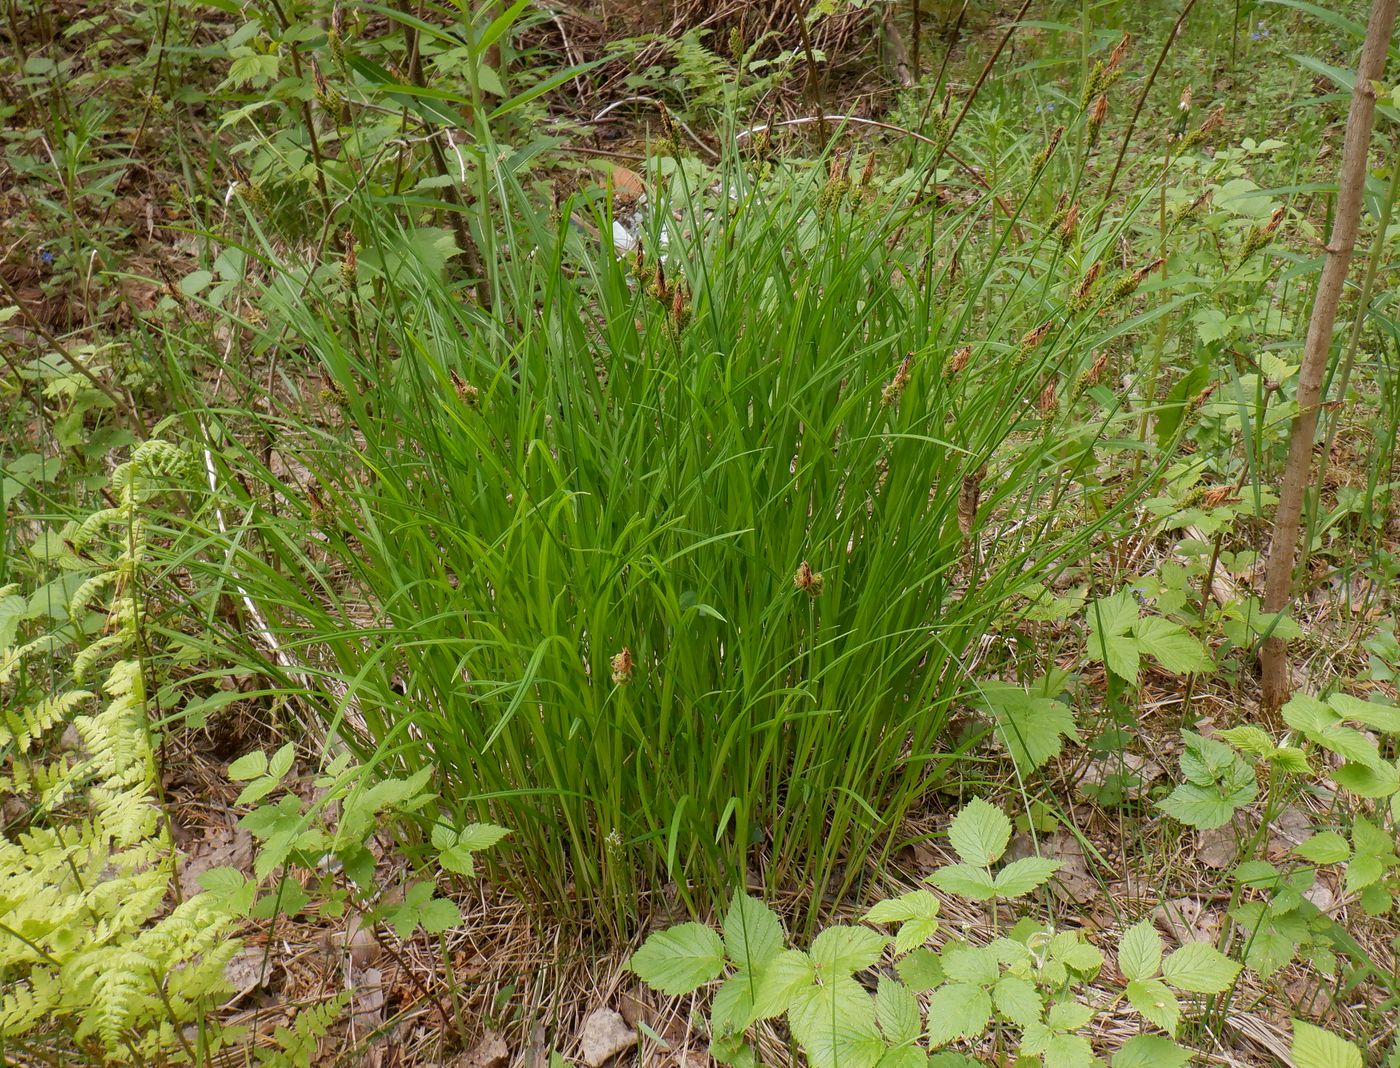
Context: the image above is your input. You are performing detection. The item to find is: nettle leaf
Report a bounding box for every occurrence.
[810,926,887,975]
[1117,920,1163,982]
[874,976,921,1046]
[228,749,268,780]
[977,681,1081,771]
[1160,942,1240,993]
[865,889,940,925]
[711,972,760,1037]
[925,982,993,1047]
[1112,1034,1193,1068]
[1328,693,1400,734]
[1294,831,1350,865]
[941,943,1000,986]
[992,975,1043,1027]
[1215,725,1275,759]
[876,1049,928,1068]
[993,856,1060,898]
[1126,978,1181,1035]
[1291,1020,1362,1068]
[948,799,1011,867]
[893,917,939,956]
[1334,760,1400,798]
[753,949,815,1018]
[1131,615,1211,674]
[895,947,944,993]
[1045,1000,1094,1032]
[1157,783,1239,830]
[788,975,884,1068]
[1089,589,1139,638]
[1045,1032,1097,1068]
[724,892,784,972]
[433,822,510,876]
[629,923,726,995]
[928,863,998,901]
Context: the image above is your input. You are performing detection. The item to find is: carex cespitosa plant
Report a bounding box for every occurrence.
[172,44,1178,933]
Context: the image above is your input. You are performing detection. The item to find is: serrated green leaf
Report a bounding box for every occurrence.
[978,681,1081,771]
[994,856,1060,898]
[1294,831,1350,864]
[1161,942,1240,993]
[941,943,999,985]
[1126,978,1181,1034]
[1157,783,1239,830]
[1334,760,1400,798]
[1045,1000,1094,1032]
[810,925,887,975]
[1117,920,1163,982]
[926,982,993,1047]
[928,863,999,901]
[1291,1020,1362,1068]
[895,947,944,992]
[1215,725,1275,758]
[866,889,941,924]
[894,917,940,955]
[266,742,295,779]
[1112,1035,1192,1068]
[993,975,1043,1027]
[228,749,268,780]
[788,975,884,1068]
[1132,615,1211,674]
[1045,1032,1096,1068]
[752,949,814,1017]
[629,923,726,995]
[725,892,784,972]
[948,798,1012,866]
[875,976,921,1045]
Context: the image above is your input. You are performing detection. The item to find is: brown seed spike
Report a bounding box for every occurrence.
[610,647,634,685]
[947,345,972,376]
[794,560,824,597]
[1108,32,1131,70]
[1038,378,1059,415]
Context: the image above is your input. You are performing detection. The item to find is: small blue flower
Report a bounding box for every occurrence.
[39,248,55,265]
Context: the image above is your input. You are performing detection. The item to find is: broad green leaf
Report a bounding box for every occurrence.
[629,923,726,995]
[1045,1000,1094,1031]
[1112,1035,1192,1068]
[1157,783,1238,830]
[228,749,268,780]
[866,889,940,924]
[1291,1020,1362,1068]
[1334,760,1400,798]
[711,972,759,1036]
[925,982,993,1047]
[788,975,884,1068]
[1044,1032,1096,1068]
[928,864,999,901]
[1328,693,1400,734]
[1126,978,1181,1034]
[418,896,461,933]
[725,892,784,972]
[947,798,1011,866]
[993,975,1043,1027]
[941,943,1000,985]
[877,1049,930,1068]
[1089,589,1139,638]
[894,917,940,955]
[752,949,814,1017]
[266,742,295,779]
[810,925,887,975]
[1117,920,1163,982]
[1132,615,1211,674]
[1161,942,1240,993]
[994,856,1060,898]
[895,947,944,992]
[1294,831,1350,864]
[978,681,1081,771]
[874,976,921,1045]
[1215,725,1275,758]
